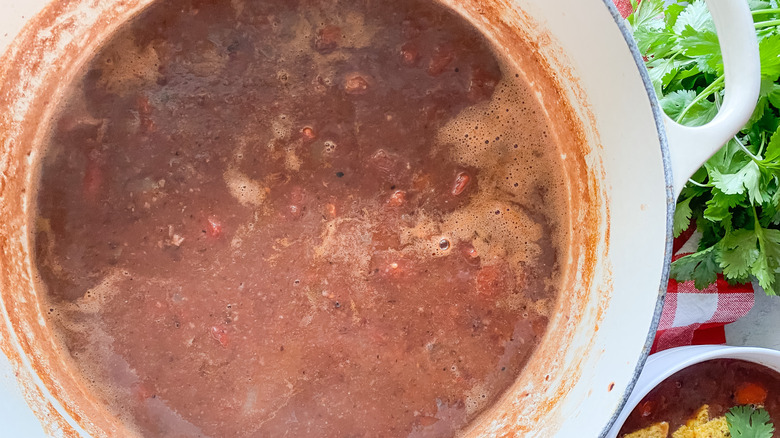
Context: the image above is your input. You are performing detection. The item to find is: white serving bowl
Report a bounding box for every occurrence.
[606,345,780,438]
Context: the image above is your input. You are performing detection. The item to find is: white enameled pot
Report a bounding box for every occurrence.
[606,345,780,437]
[0,0,760,437]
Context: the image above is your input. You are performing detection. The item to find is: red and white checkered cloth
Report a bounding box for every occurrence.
[651,227,755,353]
[612,0,637,19]
[609,0,756,352]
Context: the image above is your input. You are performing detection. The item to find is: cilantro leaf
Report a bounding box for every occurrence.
[718,230,761,279]
[680,95,719,127]
[749,77,780,125]
[748,1,773,12]
[667,64,702,89]
[762,125,780,163]
[664,3,685,30]
[672,0,715,35]
[670,246,719,289]
[706,139,751,174]
[660,90,696,118]
[629,0,666,31]
[674,196,693,237]
[771,187,780,225]
[710,161,766,205]
[659,88,719,126]
[726,406,775,438]
[759,34,780,81]
[634,27,678,59]
[680,26,722,75]
[680,27,719,58]
[703,188,742,222]
[767,82,780,108]
[647,58,695,95]
[755,227,780,295]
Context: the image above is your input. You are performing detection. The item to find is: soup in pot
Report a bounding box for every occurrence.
[32,0,575,436]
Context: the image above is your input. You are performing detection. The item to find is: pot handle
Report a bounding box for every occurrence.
[665,0,760,198]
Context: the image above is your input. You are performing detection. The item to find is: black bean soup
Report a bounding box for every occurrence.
[33,0,574,437]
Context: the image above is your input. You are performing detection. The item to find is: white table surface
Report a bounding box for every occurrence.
[725,284,780,350]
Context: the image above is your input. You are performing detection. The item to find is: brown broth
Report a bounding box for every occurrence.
[33,0,570,436]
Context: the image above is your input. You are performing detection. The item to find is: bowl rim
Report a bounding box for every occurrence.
[606,345,780,437]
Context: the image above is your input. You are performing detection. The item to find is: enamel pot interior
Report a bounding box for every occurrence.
[0,0,669,436]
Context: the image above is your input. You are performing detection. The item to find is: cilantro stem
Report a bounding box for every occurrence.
[755,19,780,29]
[687,178,711,188]
[752,8,780,16]
[753,205,764,240]
[758,132,767,158]
[735,135,762,162]
[675,75,725,124]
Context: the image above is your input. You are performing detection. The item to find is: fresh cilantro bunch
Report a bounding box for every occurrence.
[726,406,775,438]
[627,0,780,295]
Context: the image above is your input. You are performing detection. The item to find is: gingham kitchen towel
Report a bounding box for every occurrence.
[613,0,636,19]
[650,227,755,353]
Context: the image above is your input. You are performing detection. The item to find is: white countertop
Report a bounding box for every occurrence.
[725,284,780,350]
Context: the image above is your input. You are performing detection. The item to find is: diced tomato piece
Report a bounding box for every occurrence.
[141,114,156,132]
[475,264,512,296]
[206,215,223,238]
[369,149,401,181]
[136,95,156,133]
[301,127,316,140]
[428,44,455,77]
[133,383,155,402]
[451,172,471,196]
[315,25,341,53]
[638,400,656,417]
[344,73,370,95]
[137,95,152,115]
[82,152,103,202]
[459,242,481,266]
[286,186,306,219]
[384,261,403,276]
[388,190,406,207]
[400,42,420,66]
[288,204,303,217]
[210,326,230,347]
[735,382,768,405]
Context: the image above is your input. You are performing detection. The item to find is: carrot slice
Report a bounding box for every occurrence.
[735,382,768,405]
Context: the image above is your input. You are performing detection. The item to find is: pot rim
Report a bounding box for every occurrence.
[595,1,673,437]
